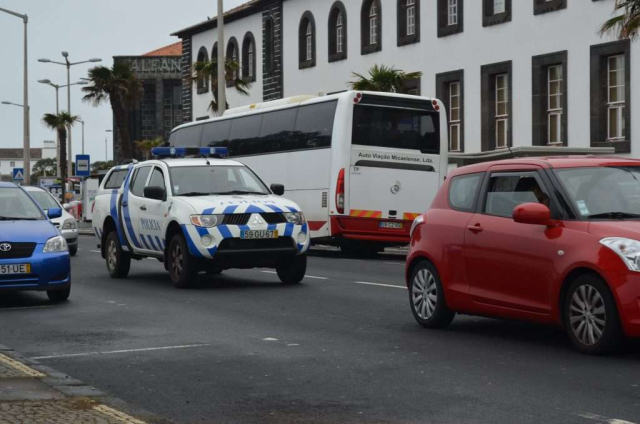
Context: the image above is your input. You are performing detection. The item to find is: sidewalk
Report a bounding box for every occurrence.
[0,345,169,423]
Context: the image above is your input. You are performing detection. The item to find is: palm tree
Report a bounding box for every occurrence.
[192,57,251,114]
[600,0,640,40]
[82,63,143,162]
[42,112,79,203]
[350,65,422,94]
[135,137,165,160]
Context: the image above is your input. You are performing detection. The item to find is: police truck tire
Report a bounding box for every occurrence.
[105,231,130,279]
[276,254,307,285]
[168,234,198,289]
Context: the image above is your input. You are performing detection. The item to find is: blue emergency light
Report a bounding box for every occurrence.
[151,147,229,159]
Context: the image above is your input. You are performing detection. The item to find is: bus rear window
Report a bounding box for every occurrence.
[352,105,440,154]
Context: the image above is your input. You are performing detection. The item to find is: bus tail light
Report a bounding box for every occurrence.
[432,99,440,111]
[336,168,345,214]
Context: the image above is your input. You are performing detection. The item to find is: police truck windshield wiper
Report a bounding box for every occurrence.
[177,192,212,197]
[587,212,640,220]
[214,190,268,195]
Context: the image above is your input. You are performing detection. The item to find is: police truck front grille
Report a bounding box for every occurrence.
[0,242,36,259]
[222,214,251,225]
[261,213,287,224]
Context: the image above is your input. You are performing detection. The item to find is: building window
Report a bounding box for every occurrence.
[264,18,274,73]
[10,161,15,168]
[437,0,463,37]
[483,0,511,26]
[532,51,568,147]
[481,61,512,151]
[361,0,382,54]
[298,12,316,69]
[495,74,509,148]
[242,32,256,82]
[608,55,625,141]
[226,37,239,88]
[534,0,566,15]
[590,40,631,153]
[398,0,420,46]
[329,2,348,62]
[195,47,209,94]
[448,0,458,25]
[436,69,465,152]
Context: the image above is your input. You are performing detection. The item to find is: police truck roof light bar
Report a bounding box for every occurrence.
[150,147,229,159]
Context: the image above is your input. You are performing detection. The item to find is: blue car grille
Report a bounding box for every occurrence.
[0,242,36,259]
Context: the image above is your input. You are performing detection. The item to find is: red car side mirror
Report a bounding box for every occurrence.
[513,202,555,227]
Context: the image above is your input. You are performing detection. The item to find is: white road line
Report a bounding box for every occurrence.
[0,305,59,311]
[354,281,407,290]
[261,271,277,274]
[90,249,101,253]
[31,343,212,360]
[305,275,328,280]
[577,413,637,424]
[384,262,405,266]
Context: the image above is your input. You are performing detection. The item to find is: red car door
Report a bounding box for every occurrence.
[463,166,559,318]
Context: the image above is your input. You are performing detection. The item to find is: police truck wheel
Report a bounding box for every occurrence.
[105,231,130,279]
[168,234,198,289]
[276,254,307,285]
[47,286,71,303]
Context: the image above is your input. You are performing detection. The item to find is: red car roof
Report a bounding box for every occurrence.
[450,156,640,176]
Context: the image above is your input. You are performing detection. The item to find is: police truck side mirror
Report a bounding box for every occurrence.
[270,184,285,196]
[144,186,166,201]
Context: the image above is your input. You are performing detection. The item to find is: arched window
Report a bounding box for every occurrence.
[195,46,209,94]
[226,37,240,87]
[328,1,348,62]
[242,32,256,82]
[361,0,382,54]
[398,0,420,46]
[264,18,274,73]
[298,12,316,69]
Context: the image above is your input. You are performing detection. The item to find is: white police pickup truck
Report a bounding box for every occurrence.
[92,147,310,288]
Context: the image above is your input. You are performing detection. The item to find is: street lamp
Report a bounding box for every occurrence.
[76,120,85,155]
[38,79,88,177]
[38,53,101,177]
[217,0,226,113]
[105,130,113,162]
[0,7,30,184]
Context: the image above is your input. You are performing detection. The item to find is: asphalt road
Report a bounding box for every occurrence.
[0,236,639,424]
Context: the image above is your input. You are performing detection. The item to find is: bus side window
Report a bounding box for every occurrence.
[295,102,337,149]
[202,120,232,149]
[259,108,297,154]
[229,115,263,156]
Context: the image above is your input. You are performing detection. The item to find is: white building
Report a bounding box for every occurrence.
[172,0,636,158]
[0,143,56,182]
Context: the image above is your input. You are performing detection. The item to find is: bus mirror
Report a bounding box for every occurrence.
[271,184,285,196]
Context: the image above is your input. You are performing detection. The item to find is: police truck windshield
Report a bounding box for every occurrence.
[170,166,270,197]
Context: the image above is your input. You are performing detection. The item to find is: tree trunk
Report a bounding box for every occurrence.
[58,127,67,204]
[111,99,132,163]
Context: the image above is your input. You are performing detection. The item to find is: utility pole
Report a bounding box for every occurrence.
[217,0,226,114]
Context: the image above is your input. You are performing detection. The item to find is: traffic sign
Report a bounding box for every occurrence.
[12,168,24,182]
[75,155,90,177]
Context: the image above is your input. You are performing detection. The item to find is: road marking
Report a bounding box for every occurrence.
[0,305,59,311]
[31,343,212,360]
[263,338,278,341]
[261,271,277,274]
[305,275,328,280]
[90,249,101,253]
[0,353,45,377]
[93,404,146,424]
[384,262,405,266]
[577,413,637,424]
[354,281,407,290]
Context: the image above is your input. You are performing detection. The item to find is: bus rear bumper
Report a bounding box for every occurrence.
[330,216,410,244]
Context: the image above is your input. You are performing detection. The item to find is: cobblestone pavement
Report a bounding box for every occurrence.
[0,347,153,424]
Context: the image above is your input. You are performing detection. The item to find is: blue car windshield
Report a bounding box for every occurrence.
[0,188,45,220]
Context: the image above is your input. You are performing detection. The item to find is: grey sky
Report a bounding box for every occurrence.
[0,0,245,163]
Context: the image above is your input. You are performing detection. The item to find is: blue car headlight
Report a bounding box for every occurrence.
[43,236,68,253]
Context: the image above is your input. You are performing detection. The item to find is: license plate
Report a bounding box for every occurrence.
[241,230,279,239]
[380,222,404,229]
[0,264,31,275]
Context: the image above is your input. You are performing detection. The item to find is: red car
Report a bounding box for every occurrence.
[406,157,640,354]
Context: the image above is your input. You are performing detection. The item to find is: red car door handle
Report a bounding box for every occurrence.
[467,224,483,233]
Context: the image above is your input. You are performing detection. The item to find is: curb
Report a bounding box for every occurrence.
[0,344,172,423]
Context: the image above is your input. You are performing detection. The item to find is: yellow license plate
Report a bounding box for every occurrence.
[241,230,279,239]
[0,264,30,275]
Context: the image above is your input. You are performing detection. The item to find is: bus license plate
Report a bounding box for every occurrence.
[241,230,279,239]
[380,222,403,229]
[0,264,31,275]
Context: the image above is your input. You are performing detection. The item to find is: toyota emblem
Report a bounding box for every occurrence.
[0,243,11,252]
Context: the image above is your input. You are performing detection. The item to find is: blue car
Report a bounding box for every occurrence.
[0,182,71,301]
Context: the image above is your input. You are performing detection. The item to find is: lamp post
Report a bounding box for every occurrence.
[76,120,85,154]
[217,0,226,113]
[38,79,87,177]
[38,54,101,177]
[2,101,30,182]
[0,7,30,184]
[105,130,113,162]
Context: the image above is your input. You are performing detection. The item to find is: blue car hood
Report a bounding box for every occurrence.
[0,219,58,243]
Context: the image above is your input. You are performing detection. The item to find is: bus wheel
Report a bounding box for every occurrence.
[276,254,307,285]
[168,234,198,289]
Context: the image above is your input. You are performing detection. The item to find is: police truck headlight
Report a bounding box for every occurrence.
[62,218,77,230]
[43,236,68,253]
[284,212,306,225]
[190,215,223,228]
[600,237,640,272]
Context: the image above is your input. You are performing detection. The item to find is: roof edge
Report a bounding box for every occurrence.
[171,0,261,38]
